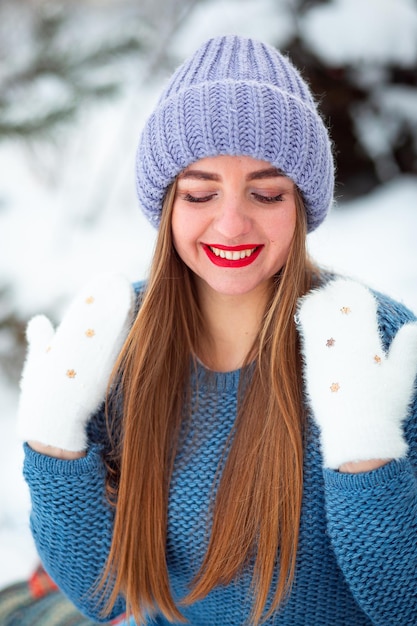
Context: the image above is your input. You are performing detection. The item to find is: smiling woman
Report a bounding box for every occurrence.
[16,34,417,626]
[171,155,297,304]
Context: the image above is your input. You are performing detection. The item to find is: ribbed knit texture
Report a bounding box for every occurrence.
[23,286,417,625]
[135,35,334,233]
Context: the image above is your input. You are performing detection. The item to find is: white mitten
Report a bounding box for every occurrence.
[296,278,417,469]
[17,273,135,451]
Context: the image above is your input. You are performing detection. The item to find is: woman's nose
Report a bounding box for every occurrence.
[213,198,251,239]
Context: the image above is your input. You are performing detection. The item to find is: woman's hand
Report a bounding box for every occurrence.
[338,459,389,473]
[17,273,134,454]
[296,278,417,470]
[27,441,86,460]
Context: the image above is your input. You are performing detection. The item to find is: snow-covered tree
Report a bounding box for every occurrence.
[0,0,198,141]
[285,0,417,197]
[0,0,199,382]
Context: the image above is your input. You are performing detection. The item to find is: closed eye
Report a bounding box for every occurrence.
[181,193,216,203]
[252,193,284,204]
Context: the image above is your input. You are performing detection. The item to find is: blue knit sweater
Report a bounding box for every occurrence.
[23,284,417,626]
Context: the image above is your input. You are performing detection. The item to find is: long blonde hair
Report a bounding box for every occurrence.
[101,181,319,624]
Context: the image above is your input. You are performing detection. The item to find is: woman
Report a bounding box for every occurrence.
[18,35,417,625]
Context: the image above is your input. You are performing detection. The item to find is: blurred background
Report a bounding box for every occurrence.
[1,0,416,588]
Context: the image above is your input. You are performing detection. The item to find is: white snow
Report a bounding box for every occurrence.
[0,0,416,595]
[308,176,417,313]
[169,0,293,58]
[301,0,417,66]
[0,381,38,588]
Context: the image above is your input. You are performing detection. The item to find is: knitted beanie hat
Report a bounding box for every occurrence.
[136,35,334,232]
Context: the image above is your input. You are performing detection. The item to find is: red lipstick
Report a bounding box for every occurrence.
[202,244,263,268]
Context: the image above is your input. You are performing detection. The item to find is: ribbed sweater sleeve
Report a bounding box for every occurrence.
[23,443,126,622]
[323,291,417,625]
[324,458,417,624]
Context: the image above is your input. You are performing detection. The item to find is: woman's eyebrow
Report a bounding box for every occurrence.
[178,170,221,181]
[247,167,284,181]
[178,166,284,182]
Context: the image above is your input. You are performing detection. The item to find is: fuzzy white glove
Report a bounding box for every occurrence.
[17,273,135,452]
[296,278,417,469]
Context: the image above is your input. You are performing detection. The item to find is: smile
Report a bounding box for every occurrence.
[203,244,263,268]
[210,245,257,260]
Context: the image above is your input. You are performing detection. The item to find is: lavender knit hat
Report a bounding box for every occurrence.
[136,35,334,232]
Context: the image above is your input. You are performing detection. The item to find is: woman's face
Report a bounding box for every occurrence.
[171,155,297,299]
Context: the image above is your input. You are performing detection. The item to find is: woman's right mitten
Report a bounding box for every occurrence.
[17,273,135,452]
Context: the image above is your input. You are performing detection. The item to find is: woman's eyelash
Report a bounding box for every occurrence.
[182,193,214,203]
[181,192,285,204]
[253,193,284,203]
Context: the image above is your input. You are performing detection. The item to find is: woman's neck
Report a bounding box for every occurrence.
[196,282,272,372]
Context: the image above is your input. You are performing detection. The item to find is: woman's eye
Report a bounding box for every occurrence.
[252,192,284,204]
[181,192,216,203]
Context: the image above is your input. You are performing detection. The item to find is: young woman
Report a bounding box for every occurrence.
[18,35,417,625]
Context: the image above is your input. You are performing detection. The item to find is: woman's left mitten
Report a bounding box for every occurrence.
[296,278,417,469]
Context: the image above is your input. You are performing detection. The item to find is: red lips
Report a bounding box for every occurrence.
[202,244,263,268]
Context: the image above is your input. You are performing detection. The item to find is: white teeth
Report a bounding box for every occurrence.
[209,246,256,259]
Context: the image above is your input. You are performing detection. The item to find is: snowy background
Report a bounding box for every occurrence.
[1,0,416,591]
